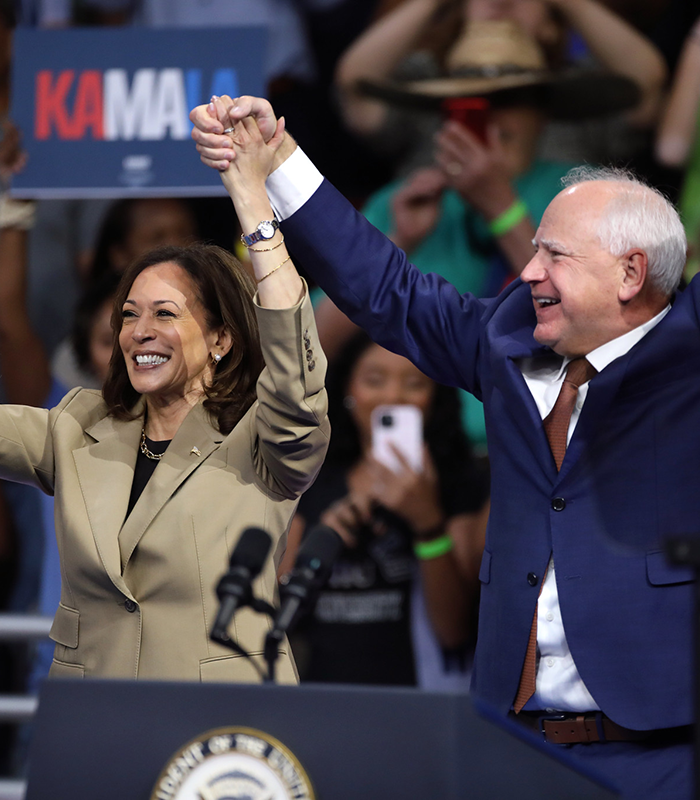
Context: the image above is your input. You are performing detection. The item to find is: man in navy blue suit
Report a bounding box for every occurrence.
[191,96,696,799]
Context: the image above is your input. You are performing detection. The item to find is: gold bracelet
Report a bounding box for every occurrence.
[256,254,291,284]
[244,235,285,253]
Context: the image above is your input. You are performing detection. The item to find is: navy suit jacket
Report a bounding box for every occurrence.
[282,179,698,730]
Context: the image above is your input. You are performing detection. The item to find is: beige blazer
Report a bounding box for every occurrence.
[0,289,329,683]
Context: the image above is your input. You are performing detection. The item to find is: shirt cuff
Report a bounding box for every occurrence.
[265,146,323,221]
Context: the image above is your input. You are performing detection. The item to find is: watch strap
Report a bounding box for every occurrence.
[241,219,279,248]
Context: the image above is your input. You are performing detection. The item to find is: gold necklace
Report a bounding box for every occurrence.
[140,427,165,461]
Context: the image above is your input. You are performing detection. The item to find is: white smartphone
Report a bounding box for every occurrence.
[371,404,423,474]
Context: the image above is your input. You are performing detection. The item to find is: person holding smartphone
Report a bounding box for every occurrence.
[278,333,489,688]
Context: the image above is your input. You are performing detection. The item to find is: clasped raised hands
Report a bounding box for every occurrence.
[189,94,287,198]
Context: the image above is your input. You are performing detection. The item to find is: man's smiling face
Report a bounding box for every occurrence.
[521,182,630,358]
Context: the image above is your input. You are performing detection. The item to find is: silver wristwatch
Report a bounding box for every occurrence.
[241,219,279,247]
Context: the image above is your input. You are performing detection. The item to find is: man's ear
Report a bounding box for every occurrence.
[618,249,648,303]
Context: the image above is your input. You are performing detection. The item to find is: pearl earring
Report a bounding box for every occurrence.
[213,353,222,363]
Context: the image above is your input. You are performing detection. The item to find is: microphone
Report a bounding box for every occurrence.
[270,524,342,640]
[210,526,272,645]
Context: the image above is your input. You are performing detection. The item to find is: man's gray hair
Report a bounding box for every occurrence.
[562,165,687,296]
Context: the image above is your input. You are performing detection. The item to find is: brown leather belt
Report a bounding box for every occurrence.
[512,712,652,744]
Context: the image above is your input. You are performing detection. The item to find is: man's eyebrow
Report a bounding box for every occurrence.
[535,237,573,254]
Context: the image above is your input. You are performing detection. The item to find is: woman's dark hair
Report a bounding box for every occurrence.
[72,271,122,373]
[326,332,487,513]
[102,243,264,434]
[88,197,198,280]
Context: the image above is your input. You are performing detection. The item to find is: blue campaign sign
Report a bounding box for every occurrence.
[9,26,267,198]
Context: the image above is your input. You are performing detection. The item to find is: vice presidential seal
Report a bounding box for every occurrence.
[150,726,315,800]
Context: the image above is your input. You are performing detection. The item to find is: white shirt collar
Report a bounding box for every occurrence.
[558,304,671,378]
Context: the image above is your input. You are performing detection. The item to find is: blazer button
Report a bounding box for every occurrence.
[551,497,566,512]
[527,572,538,587]
[124,599,138,613]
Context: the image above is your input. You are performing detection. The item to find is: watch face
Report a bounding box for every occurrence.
[258,220,276,239]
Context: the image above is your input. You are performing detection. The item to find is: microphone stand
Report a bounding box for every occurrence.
[263,586,307,683]
[210,597,277,683]
[665,535,700,800]
[264,628,284,685]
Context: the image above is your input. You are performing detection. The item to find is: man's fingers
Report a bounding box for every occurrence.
[226,95,278,142]
[268,117,286,152]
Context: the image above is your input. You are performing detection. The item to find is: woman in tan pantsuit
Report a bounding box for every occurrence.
[0,138,329,682]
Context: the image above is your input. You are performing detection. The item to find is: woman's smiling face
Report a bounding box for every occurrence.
[119,261,222,405]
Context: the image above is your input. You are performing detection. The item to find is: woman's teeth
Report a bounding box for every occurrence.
[136,354,169,365]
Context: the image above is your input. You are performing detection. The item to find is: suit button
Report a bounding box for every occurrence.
[527,572,538,586]
[124,599,137,613]
[551,497,566,512]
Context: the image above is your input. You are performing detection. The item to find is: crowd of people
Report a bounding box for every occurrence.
[1,0,700,797]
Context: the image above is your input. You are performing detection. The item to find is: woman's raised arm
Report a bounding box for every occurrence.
[208,95,303,310]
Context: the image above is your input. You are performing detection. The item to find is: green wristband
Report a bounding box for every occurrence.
[488,198,528,237]
[414,534,453,560]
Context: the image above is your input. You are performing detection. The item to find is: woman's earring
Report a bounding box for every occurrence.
[213,353,222,364]
[343,395,356,410]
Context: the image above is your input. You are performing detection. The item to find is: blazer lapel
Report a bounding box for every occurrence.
[557,352,629,482]
[494,333,558,481]
[504,356,558,478]
[73,407,143,597]
[117,403,223,572]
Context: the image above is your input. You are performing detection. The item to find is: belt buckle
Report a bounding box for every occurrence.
[538,713,568,745]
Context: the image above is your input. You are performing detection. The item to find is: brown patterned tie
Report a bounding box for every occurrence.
[513,357,597,713]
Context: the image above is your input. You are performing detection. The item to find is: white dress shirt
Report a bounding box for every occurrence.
[519,308,669,711]
[265,145,671,711]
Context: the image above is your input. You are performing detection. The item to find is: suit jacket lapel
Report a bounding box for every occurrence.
[73,406,143,597]
[117,402,223,572]
[494,333,557,481]
[503,355,557,478]
[557,352,629,483]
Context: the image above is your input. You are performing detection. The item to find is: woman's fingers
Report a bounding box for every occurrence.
[190,95,283,175]
[189,101,223,134]
[195,142,233,172]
